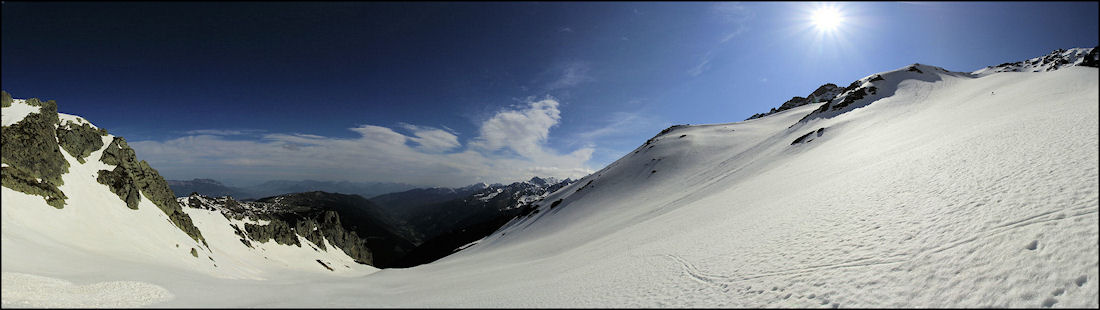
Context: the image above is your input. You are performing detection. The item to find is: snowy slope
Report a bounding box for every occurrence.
[3,51,1098,307]
[343,64,1097,308]
[2,105,376,307]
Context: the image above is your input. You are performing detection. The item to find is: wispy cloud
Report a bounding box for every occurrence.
[559,27,574,33]
[129,98,594,187]
[545,62,594,91]
[714,2,755,43]
[183,129,266,136]
[688,51,714,77]
[399,123,461,153]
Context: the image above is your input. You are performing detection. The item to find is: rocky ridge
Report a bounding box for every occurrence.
[1,91,206,245]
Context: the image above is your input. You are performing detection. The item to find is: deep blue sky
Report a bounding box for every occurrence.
[3,2,1097,187]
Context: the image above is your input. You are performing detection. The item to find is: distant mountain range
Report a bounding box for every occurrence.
[167,178,419,200]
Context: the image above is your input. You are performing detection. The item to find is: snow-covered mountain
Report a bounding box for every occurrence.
[178,191,417,268]
[3,47,1097,307]
[2,94,379,306]
[972,46,1100,76]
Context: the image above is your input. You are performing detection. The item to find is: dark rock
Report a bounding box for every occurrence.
[1,97,69,208]
[316,259,334,271]
[97,167,140,209]
[1,90,11,107]
[1080,46,1100,68]
[56,121,106,164]
[792,127,827,145]
[97,136,207,245]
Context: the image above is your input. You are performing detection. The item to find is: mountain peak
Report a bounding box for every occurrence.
[973,46,1098,76]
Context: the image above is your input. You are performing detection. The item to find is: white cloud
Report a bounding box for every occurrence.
[129,98,594,187]
[400,123,461,153]
[469,98,561,159]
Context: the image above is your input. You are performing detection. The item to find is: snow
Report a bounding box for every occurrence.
[972,47,1094,76]
[476,188,503,202]
[1,272,173,308]
[2,99,39,127]
[2,119,375,307]
[2,65,1097,307]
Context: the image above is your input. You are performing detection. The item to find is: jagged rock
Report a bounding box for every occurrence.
[1,167,67,209]
[1,97,69,208]
[792,127,827,145]
[56,120,106,164]
[97,166,141,209]
[808,83,840,99]
[245,219,301,247]
[746,83,842,120]
[97,135,207,245]
[1080,45,1100,68]
[1,91,11,107]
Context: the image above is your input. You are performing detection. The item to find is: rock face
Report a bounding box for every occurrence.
[56,120,107,164]
[0,91,206,244]
[2,97,71,209]
[1080,46,1100,68]
[1,91,12,107]
[747,83,842,120]
[96,136,207,245]
[181,191,415,267]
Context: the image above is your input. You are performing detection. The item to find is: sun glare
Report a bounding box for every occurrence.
[810,7,844,32]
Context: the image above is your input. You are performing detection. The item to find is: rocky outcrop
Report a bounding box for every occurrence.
[746,83,842,120]
[96,136,207,245]
[973,47,1098,75]
[180,191,409,267]
[791,127,826,145]
[57,120,107,164]
[1,91,11,107]
[1079,45,1100,68]
[1,97,69,209]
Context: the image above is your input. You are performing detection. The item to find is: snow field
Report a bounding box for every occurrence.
[1,64,1096,307]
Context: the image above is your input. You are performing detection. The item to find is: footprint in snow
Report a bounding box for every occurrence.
[1041,297,1057,308]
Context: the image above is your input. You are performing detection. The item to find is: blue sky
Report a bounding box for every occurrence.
[3,2,1097,187]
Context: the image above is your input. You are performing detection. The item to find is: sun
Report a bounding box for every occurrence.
[810,7,844,32]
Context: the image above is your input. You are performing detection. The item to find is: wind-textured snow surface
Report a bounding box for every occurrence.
[2,63,1097,307]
